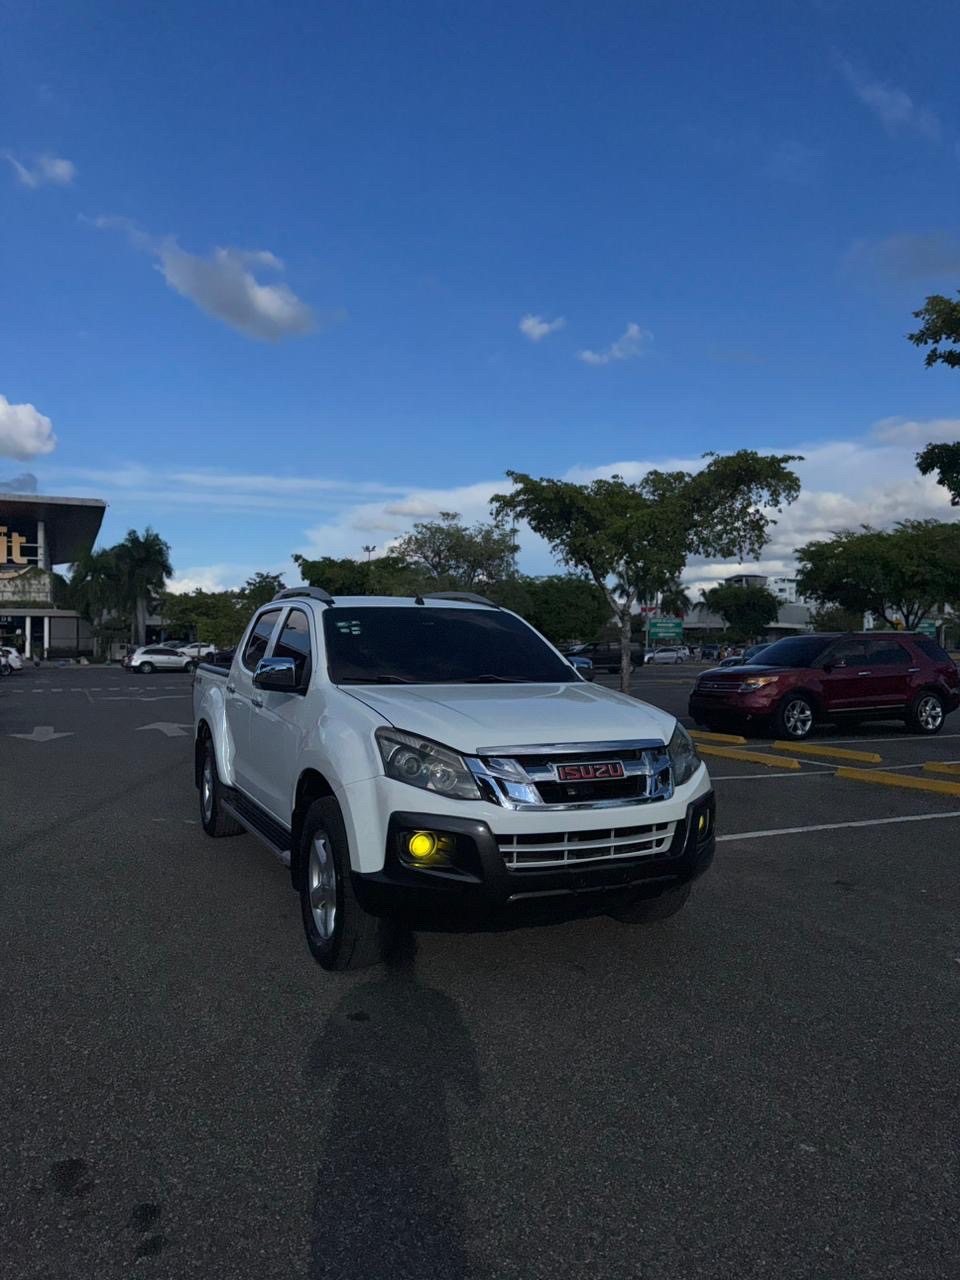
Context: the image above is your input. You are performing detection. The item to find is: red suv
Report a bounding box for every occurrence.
[689,632,959,740]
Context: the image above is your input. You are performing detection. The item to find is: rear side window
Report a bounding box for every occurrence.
[823,637,870,667]
[866,638,911,666]
[914,635,951,663]
[241,609,282,671]
[273,609,313,685]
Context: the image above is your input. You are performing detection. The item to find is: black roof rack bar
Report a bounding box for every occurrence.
[421,591,499,608]
[272,587,335,605]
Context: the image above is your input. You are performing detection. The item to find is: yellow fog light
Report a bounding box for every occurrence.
[698,811,710,837]
[408,831,439,859]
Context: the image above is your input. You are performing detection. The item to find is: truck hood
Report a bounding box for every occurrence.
[343,682,676,753]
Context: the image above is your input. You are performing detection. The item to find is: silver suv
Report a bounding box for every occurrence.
[124,644,197,674]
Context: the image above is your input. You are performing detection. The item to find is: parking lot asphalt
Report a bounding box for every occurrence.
[3,665,960,1279]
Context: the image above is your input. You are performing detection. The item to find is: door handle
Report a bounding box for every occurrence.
[908,667,920,673]
[856,671,870,676]
[251,695,264,708]
[226,683,236,693]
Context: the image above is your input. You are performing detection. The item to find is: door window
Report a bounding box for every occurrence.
[273,609,313,685]
[241,609,283,671]
[822,638,869,668]
[865,638,911,667]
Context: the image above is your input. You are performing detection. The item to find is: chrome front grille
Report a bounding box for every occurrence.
[466,739,673,810]
[498,822,675,869]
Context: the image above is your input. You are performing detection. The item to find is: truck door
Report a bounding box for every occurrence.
[229,608,284,799]
[245,606,315,823]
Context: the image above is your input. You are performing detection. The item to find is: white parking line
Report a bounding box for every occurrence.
[718,810,960,842]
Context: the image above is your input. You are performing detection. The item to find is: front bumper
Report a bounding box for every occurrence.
[352,791,716,924]
[689,687,780,724]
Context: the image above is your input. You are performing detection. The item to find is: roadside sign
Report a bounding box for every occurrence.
[916,619,938,636]
[647,617,683,642]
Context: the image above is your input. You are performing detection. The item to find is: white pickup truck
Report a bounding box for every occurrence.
[193,589,715,970]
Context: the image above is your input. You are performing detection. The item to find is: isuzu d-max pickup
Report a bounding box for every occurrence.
[193,588,715,970]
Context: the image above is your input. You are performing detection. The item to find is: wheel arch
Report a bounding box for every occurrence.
[194,719,212,788]
[290,769,340,888]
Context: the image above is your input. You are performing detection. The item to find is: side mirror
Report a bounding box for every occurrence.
[254,656,298,691]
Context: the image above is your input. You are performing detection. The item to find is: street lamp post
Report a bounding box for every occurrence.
[362,545,376,562]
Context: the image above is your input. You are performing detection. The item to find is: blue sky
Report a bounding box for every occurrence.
[2,0,958,591]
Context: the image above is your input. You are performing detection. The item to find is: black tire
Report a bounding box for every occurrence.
[609,883,691,924]
[907,690,946,735]
[773,693,816,740]
[183,660,197,673]
[139,661,154,674]
[298,797,394,972]
[199,739,244,837]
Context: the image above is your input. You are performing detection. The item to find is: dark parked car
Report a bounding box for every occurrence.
[689,632,959,739]
[564,641,644,673]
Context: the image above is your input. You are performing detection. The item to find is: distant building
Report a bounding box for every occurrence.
[0,493,106,658]
[725,572,805,605]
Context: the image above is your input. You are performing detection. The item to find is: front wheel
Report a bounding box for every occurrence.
[908,691,945,735]
[298,798,394,971]
[139,661,154,674]
[774,694,815,740]
[183,660,197,673]
[609,883,690,924]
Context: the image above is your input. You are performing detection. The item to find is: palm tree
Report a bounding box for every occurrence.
[70,547,124,620]
[113,528,173,645]
[659,578,691,618]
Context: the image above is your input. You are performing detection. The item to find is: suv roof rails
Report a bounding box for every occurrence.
[272,587,335,606]
[421,591,499,608]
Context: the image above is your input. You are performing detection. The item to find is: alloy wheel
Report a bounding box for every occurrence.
[201,756,214,824]
[308,832,338,940]
[783,698,813,738]
[917,695,944,732]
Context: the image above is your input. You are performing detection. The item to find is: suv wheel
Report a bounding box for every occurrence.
[183,660,197,673]
[139,661,154,674]
[775,694,815,740]
[908,691,945,735]
[298,797,394,971]
[199,740,244,837]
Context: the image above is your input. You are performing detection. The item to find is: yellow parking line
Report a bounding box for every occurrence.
[772,741,882,764]
[690,730,748,746]
[697,744,801,769]
[922,761,960,777]
[835,767,960,797]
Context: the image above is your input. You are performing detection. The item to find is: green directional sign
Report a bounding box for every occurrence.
[916,619,939,637]
[647,617,684,642]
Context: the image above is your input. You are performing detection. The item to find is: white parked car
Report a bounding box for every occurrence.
[177,642,217,659]
[124,644,197,674]
[0,646,24,671]
[194,589,716,971]
[646,646,686,665]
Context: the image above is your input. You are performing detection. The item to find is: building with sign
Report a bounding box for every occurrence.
[0,493,106,659]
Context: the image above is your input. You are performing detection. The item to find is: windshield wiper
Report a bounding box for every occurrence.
[339,675,415,684]
[454,674,543,684]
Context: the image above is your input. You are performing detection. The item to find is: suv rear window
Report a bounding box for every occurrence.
[914,634,951,663]
[323,606,577,684]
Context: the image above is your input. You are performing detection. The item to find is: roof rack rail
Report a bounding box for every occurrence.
[421,591,499,608]
[271,587,335,605]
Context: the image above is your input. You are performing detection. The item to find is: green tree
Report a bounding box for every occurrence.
[659,578,692,618]
[69,547,125,623]
[810,604,864,633]
[490,575,610,646]
[240,571,286,610]
[797,521,960,630]
[700,583,780,643]
[917,441,960,506]
[394,512,518,588]
[493,451,801,690]
[908,291,960,369]
[113,528,174,645]
[158,589,246,650]
[292,552,425,597]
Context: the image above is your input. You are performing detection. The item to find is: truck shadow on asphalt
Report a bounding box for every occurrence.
[305,935,480,1279]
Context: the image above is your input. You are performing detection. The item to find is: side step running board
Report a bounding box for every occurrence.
[221,791,292,868]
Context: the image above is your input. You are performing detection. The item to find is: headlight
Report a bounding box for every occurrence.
[668,723,700,787]
[738,676,779,692]
[376,728,481,801]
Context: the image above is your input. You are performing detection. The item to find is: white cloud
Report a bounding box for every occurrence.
[0,395,57,460]
[90,217,316,342]
[4,152,76,188]
[578,322,653,366]
[870,417,960,446]
[837,58,940,140]
[845,232,960,282]
[519,313,565,342]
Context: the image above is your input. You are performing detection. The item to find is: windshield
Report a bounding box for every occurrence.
[745,635,835,668]
[323,606,578,684]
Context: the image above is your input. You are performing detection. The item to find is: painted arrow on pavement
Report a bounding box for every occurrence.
[136,722,192,737]
[9,725,74,742]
